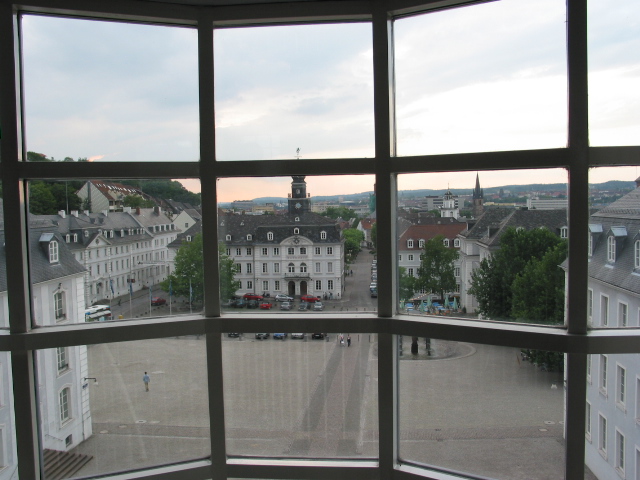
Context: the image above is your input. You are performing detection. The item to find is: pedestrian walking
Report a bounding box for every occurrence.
[340,334,344,346]
[143,372,150,391]
[347,335,351,347]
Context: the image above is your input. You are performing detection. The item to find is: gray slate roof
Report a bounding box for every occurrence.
[587,185,640,294]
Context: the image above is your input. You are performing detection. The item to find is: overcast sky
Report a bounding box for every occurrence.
[21,0,639,202]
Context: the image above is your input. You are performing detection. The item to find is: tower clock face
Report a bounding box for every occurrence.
[296,189,300,194]
[295,202,302,209]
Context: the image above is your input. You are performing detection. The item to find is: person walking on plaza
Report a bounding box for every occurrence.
[347,335,351,347]
[340,334,344,346]
[143,372,150,391]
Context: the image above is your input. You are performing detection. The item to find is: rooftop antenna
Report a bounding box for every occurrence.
[295,148,301,160]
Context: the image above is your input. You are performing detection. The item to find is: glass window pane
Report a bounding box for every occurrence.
[399,339,566,479]
[587,167,639,329]
[218,175,376,313]
[588,0,640,147]
[214,24,374,160]
[22,16,199,162]
[36,339,209,478]
[395,0,567,156]
[26,179,202,326]
[0,355,18,474]
[397,170,568,325]
[223,332,378,457]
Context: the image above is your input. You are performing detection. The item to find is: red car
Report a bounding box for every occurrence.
[151,297,166,306]
[243,293,264,301]
[259,302,273,310]
[300,294,318,303]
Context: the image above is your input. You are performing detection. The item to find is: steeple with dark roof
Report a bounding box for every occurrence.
[288,176,311,214]
[472,173,484,218]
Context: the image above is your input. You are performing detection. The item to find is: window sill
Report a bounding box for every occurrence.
[599,388,608,398]
[615,467,625,479]
[598,449,607,460]
[615,402,626,414]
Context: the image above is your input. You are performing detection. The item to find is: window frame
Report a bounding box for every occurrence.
[0,2,637,480]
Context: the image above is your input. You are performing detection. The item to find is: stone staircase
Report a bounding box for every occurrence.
[43,449,93,480]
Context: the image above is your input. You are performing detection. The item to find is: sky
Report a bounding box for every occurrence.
[20,0,640,202]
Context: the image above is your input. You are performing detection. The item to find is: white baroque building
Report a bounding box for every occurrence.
[583,179,640,480]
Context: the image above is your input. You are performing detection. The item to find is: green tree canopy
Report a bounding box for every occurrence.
[371,221,377,250]
[469,227,565,320]
[398,267,416,302]
[342,228,364,257]
[123,195,155,208]
[323,206,357,220]
[511,241,568,324]
[160,235,239,303]
[415,234,458,301]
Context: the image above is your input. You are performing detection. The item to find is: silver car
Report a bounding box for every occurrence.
[280,301,292,310]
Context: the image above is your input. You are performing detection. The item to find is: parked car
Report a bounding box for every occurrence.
[280,301,292,310]
[369,283,377,291]
[151,297,166,306]
[233,298,246,308]
[371,289,378,298]
[259,302,273,309]
[227,332,241,337]
[298,302,310,311]
[311,333,325,339]
[273,333,287,340]
[313,302,324,311]
[300,294,318,303]
[255,333,269,339]
[274,294,293,302]
[291,333,305,339]
[243,293,264,301]
[246,300,259,309]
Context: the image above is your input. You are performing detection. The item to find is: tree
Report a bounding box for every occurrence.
[511,241,568,324]
[324,206,356,220]
[415,235,458,302]
[123,195,155,208]
[160,234,240,304]
[469,227,563,320]
[342,228,364,257]
[371,221,377,250]
[398,267,415,302]
[28,182,58,214]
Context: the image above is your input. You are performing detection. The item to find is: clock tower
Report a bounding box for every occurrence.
[288,176,311,214]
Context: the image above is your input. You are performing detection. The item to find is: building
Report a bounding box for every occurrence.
[0,1,636,480]
[0,208,92,478]
[397,221,467,295]
[357,217,376,248]
[76,180,156,213]
[472,173,484,218]
[220,177,344,298]
[527,197,569,210]
[39,207,179,305]
[457,208,567,313]
[581,179,640,480]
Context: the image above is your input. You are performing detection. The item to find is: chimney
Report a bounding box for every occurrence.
[153,206,160,215]
[84,210,89,216]
[58,210,66,218]
[70,210,79,217]
[136,207,141,215]
[102,210,108,217]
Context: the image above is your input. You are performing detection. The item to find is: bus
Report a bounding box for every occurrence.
[85,305,112,322]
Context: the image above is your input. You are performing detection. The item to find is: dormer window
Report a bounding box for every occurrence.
[294,228,300,235]
[247,234,252,241]
[49,241,59,263]
[73,234,78,242]
[443,239,449,247]
[110,230,114,238]
[454,239,460,247]
[560,227,568,238]
[419,239,425,248]
[607,236,615,262]
[65,234,70,243]
[226,234,231,241]
[635,240,640,269]
[407,239,414,248]
[295,217,300,222]
[186,236,192,242]
[121,229,124,236]
[267,232,274,241]
[321,231,327,240]
[84,230,89,237]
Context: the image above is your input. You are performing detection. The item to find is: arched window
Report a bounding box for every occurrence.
[49,241,59,263]
[607,236,616,262]
[73,234,78,242]
[300,263,307,273]
[65,234,70,243]
[320,231,327,240]
[267,232,274,240]
[226,234,231,241]
[560,226,568,238]
[288,263,295,273]
[294,228,300,235]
